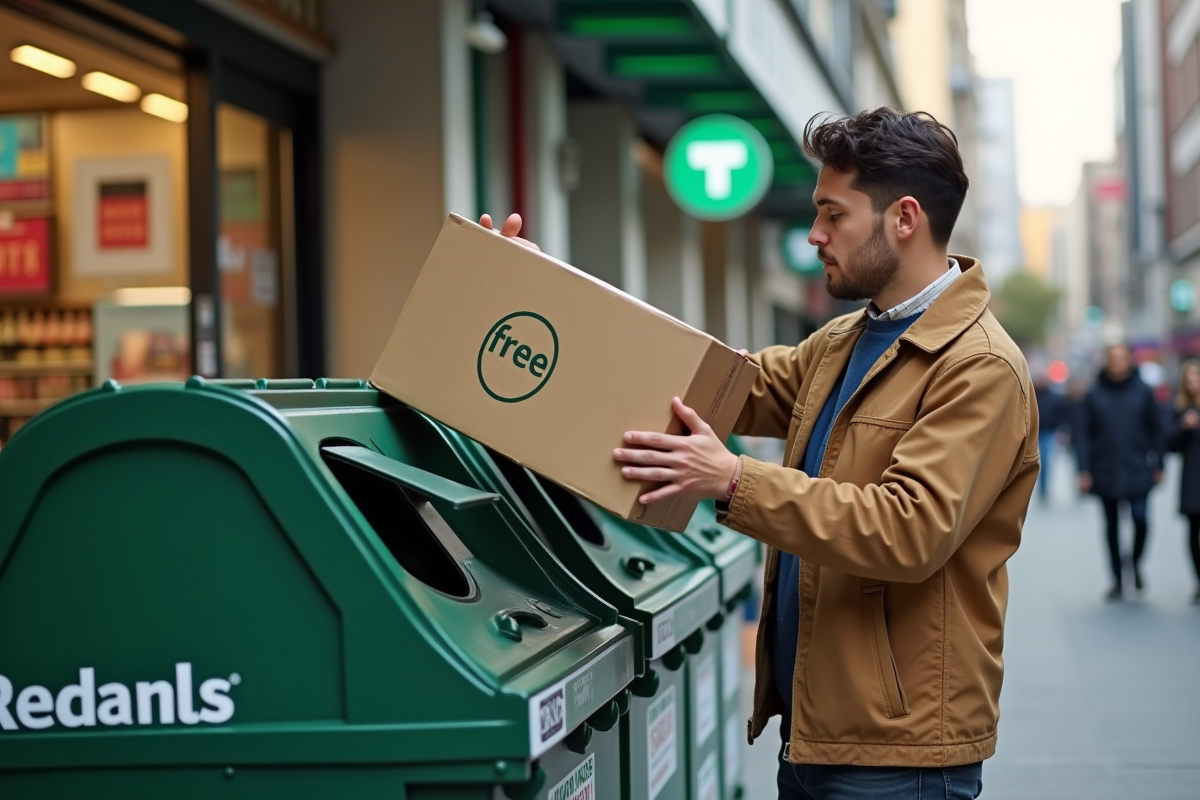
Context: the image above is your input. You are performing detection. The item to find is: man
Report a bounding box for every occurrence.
[485,109,1037,798]
[1034,374,1068,502]
[1075,343,1163,599]
[608,108,1039,800]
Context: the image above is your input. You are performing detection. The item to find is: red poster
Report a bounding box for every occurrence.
[0,217,50,294]
[98,180,148,249]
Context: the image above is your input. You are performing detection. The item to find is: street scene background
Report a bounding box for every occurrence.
[2,0,1200,798]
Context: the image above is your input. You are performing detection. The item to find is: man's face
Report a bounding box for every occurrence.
[1105,345,1133,380]
[807,167,900,302]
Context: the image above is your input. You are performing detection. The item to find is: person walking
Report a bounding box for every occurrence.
[1076,343,1164,599]
[604,109,1038,800]
[1034,375,1068,501]
[1167,359,1200,603]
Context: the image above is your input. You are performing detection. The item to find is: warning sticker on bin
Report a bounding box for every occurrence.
[549,753,595,800]
[694,652,717,746]
[647,684,678,800]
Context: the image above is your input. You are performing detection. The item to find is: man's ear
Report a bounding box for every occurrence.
[894,196,922,242]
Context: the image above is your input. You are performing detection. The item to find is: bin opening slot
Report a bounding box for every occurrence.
[322,445,501,509]
[321,445,474,598]
[487,450,607,548]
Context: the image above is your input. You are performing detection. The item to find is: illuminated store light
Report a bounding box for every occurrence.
[140,93,188,123]
[112,287,191,306]
[81,71,141,102]
[10,45,76,78]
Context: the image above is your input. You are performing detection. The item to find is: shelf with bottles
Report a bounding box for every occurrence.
[0,305,94,372]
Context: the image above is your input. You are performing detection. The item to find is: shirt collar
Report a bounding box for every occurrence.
[867,258,962,321]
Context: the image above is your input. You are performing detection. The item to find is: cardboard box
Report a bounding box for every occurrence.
[371,214,760,531]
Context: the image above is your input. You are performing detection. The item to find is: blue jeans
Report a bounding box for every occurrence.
[1037,432,1055,498]
[777,739,984,800]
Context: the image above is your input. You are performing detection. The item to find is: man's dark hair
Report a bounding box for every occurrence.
[803,108,968,245]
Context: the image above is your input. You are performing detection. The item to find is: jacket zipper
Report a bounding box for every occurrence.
[785,340,901,754]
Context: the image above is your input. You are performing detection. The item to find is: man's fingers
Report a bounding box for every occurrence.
[613,447,679,466]
[620,466,681,483]
[514,236,541,252]
[621,431,689,449]
[672,396,709,432]
[501,213,523,238]
[639,483,682,505]
[479,213,494,230]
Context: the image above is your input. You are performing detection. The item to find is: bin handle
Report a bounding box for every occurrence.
[322,445,501,509]
[493,609,548,642]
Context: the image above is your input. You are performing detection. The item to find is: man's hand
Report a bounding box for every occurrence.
[613,397,739,505]
[1184,409,1200,429]
[1154,469,1164,485]
[480,213,540,251]
[1079,472,1092,493]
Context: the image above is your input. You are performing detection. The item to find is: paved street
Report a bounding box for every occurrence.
[739,449,1200,799]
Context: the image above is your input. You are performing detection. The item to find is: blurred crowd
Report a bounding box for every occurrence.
[1035,344,1200,603]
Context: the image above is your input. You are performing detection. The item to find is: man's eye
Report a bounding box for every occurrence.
[829,213,841,222]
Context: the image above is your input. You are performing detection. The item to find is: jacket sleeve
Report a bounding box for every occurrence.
[1149,391,1166,469]
[1167,409,1189,453]
[721,353,1031,583]
[732,342,809,439]
[1074,395,1093,474]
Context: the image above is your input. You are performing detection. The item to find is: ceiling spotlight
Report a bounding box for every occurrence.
[466,10,507,54]
[141,93,188,123]
[10,45,76,78]
[81,71,141,103]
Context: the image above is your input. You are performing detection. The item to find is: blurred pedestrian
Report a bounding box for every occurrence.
[1167,359,1200,604]
[1034,375,1067,501]
[1076,343,1165,600]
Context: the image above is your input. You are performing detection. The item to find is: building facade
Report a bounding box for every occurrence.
[0,0,903,444]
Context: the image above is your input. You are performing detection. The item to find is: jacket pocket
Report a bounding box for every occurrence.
[863,583,910,719]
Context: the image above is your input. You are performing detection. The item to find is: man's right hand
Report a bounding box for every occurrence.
[480,213,540,252]
[1078,472,1092,493]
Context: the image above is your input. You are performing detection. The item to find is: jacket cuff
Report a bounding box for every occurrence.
[720,455,760,529]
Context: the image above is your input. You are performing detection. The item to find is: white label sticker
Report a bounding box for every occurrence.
[548,753,596,800]
[647,685,678,800]
[529,679,567,756]
[724,715,741,795]
[694,652,717,746]
[652,609,676,658]
[697,751,719,800]
[722,623,742,702]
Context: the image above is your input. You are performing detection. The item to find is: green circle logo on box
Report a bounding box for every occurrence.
[478,312,559,403]
[664,114,774,221]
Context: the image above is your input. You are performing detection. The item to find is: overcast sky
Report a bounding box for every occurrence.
[965,0,1129,208]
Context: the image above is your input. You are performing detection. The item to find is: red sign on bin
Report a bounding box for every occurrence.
[0,216,50,294]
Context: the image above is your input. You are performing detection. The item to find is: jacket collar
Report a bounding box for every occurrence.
[827,255,990,354]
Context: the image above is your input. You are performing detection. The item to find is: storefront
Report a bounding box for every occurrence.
[0,0,326,444]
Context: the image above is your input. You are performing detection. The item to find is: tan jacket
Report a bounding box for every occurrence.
[723,258,1038,767]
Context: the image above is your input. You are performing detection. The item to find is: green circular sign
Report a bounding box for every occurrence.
[477,312,559,403]
[664,114,774,221]
[781,223,822,275]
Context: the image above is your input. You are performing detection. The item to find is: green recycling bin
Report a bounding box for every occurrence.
[673,496,758,800]
[431,428,724,800]
[0,378,637,800]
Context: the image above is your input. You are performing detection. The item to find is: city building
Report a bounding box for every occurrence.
[0,0,903,445]
[975,77,1021,285]
[1157,0,1200,355]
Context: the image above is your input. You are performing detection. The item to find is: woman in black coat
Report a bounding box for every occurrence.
[1167,359,1200,603]
[1076,344,1165,599]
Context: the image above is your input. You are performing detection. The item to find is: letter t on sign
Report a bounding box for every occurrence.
[686,141,748,200]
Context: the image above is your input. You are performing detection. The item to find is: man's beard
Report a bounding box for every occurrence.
[820,218,900,302]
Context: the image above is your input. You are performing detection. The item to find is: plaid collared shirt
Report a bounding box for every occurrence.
[867,258,962,321]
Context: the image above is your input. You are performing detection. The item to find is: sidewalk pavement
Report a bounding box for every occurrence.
[737,449,1200,799]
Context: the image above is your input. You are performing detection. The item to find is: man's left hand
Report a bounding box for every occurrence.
[613,397,739,505]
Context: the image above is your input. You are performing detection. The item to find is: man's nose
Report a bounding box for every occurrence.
[808,227,827,247]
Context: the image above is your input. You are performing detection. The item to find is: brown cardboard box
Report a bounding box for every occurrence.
[371,214,760,531]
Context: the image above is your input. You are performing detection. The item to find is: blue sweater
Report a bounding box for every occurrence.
[772,312,923,710]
